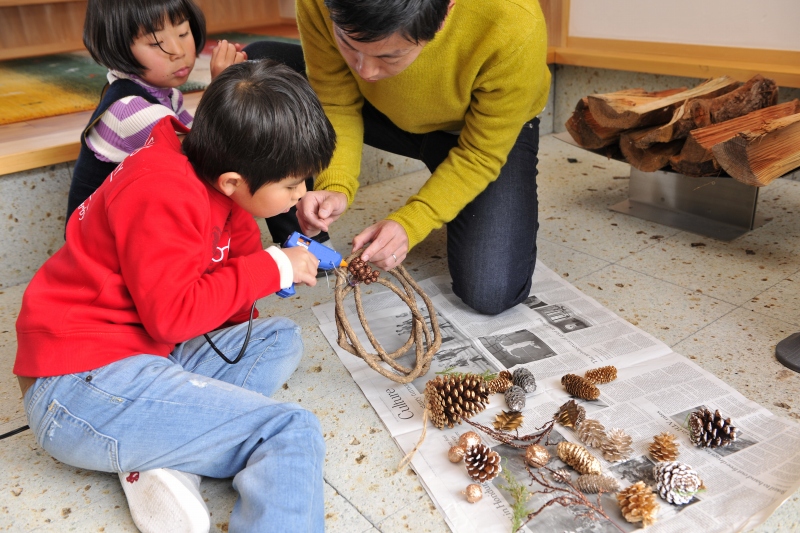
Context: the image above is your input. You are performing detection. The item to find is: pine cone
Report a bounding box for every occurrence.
[504,385,526,412]
[347,257,380,284]
[487,375,513,394]
[584,365,618,384]
[576,473,620,494]
[555,399,586,429]
[556,441,601,475]
[465,443,502,482]
[577,418,606,449]
[617,481,660,527]
[601,428,634,462]
[561,374,600,400]
[512,367,537,393]
[424,375,490,429]
[653,461,705,505]
[551,468,572,484]
[649,432,680,462]
[689,408,737,448]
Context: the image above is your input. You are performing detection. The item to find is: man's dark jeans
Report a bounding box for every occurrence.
[244,41,540,315]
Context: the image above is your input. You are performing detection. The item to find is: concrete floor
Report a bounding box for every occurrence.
[1,134,799,531]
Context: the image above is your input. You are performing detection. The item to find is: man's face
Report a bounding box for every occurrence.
[333,26,427,82]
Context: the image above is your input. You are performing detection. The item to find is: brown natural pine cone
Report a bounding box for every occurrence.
[689,408,737,448]
[465,443,502,482]
[617,481,660,527]
[584,365,618,384]
[424,374,490,429]
[601,428,634,462]
[649,432,680,462]
[653,461,705,505]
[576,473,620,494]
[556,441,601,475]
[555,400,586,429]
[561,374,600,400]
[577,418,606,448]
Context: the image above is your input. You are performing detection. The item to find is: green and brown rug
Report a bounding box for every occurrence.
[0,33,298,126]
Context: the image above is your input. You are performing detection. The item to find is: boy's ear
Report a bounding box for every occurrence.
[215,172,245,197]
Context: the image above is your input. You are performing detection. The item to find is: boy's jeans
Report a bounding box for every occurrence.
[23,317,324,533]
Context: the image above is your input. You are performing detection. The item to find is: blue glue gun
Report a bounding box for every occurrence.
[276,232,347,298]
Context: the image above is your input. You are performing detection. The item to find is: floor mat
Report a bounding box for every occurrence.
[0,33,298,126]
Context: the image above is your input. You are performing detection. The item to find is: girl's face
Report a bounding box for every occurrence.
[131,18,196,88]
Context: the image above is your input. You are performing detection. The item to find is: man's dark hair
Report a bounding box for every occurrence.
[183,60,336,193]
[324,0,450,43]
[83,0,206,76]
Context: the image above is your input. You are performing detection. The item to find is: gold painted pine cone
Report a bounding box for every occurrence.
[487,375,513,394]
[448,445,466,463]
[617,481,660,527]
[458,431,482,449]
[601,428,634,462]
[556,441,601,475]
[561,374,600,400]
[464,483,483,503]
[649,432,680,462]
[465,443,502,483]
[576,473,620,494]
[577,418,606,448]
[555,399,586,429]
[584,365,618,384]
[551,468,572,484]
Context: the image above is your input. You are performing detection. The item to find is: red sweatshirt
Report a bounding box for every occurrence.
[15,117,281,377]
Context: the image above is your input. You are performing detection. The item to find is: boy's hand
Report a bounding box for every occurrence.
[282,247,319,287]
[210,40,248,80]
[353,219,408,270]
[296,191,348,236]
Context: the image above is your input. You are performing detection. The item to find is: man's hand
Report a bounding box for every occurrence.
[282,247,318,287]
[296,191,348,237]
[353,220,408,270]
[210,40,247,80]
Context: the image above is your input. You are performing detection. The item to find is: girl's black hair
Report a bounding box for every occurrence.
[83,0,206,76]
[324,0,450,43]
[183,60,336,194]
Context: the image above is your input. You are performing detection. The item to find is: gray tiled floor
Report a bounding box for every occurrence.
[2,134,800,531]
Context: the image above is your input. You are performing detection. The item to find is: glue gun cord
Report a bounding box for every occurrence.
[204,301,257,364]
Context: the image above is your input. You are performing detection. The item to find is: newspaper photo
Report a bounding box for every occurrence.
[313,261,800,532]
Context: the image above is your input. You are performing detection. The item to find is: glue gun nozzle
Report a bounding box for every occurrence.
[340,260,348,268]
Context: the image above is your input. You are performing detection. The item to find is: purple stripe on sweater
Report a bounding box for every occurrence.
[106,96,165,121]
[92,118,156,154]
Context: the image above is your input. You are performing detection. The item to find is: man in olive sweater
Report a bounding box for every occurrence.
[247,0,550,314]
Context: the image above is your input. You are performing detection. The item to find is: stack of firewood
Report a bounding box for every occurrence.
[565,75,800,187]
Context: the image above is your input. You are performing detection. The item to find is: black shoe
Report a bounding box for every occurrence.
[776,332,800,373]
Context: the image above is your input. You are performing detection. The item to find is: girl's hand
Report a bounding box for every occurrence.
[210,40,248,80]
[352,220,408,270]
[282,247,319,287]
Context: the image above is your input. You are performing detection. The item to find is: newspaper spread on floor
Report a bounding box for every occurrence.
[313,261,800,533]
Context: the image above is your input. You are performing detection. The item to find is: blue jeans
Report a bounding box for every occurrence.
[243,40,541,315]
[23,317,324,533]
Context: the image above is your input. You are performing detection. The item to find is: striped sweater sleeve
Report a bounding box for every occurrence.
[85,96,193,163]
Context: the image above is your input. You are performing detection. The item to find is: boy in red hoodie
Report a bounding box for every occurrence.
[14,60,335,533]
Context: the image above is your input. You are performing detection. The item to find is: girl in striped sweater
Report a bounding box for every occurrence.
[66,0,246,224]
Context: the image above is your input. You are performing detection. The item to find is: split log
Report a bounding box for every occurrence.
[712,112,800,186]
[619,127,683,172]
[587,76,739,130]
[670,99,800,177]
[634,75,778,148]
[566,88,686,149]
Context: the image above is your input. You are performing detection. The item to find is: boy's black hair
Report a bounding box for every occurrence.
[183,60,336,194]
[83,0,206,76]
[324,0,450,43]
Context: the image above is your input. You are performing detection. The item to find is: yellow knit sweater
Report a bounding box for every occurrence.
[298,0,551,248]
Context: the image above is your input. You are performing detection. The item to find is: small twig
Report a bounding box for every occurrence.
[516,466,624,533]
[462,417,556,449]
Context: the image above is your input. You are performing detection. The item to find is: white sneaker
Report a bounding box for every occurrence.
[119,469,210,533]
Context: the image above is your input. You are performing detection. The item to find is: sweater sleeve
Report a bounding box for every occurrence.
[86,96,180,163]
[297,0,365,203]
[386,18,550,249]
[107,167,281,345]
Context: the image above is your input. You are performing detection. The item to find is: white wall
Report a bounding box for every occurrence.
[569,0,800,51]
